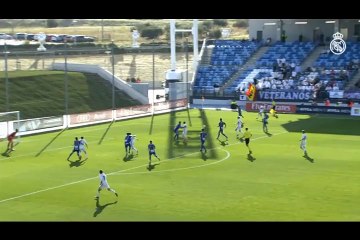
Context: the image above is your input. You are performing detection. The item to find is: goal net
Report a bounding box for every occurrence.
[0,111,20,142]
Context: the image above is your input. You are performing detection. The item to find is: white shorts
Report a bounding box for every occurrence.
[99,182,110,189]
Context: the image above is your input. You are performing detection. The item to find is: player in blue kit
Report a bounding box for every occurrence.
[148,140,160,167]
[124,133,132,155]
[200,128,207,153]
[217,118,228,141]
[262,112,269,133]
[173,121,182,140]
[67,137,81,160]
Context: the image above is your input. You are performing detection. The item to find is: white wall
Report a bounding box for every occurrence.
[51,63,149,105]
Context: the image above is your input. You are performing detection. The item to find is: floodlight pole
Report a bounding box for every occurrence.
[4,43,9,112]
[152,39,155,113]
[185,37,189,108]
[111,40,115,110]
[64,40,69,115]
[101,19,104,42]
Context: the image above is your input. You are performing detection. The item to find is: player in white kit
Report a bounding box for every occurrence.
[256,105,265,119]
[95,170,118,199]
[299,130,307,156]
[130,134,138,154]
[234,116,243,137]
[79,136,88,159]
[182,121,188,143]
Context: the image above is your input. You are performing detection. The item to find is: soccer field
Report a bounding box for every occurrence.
[0,109,359,221]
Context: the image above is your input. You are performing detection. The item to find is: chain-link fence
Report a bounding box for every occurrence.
[0,44,194,119]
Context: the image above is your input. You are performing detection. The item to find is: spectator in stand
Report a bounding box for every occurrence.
[347,100,354,108]
[325,99,330,107]
[265,37,272,46]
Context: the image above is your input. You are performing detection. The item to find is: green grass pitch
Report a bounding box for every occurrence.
[0,109,359,221]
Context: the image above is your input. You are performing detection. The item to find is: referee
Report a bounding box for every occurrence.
[243,127,253,154]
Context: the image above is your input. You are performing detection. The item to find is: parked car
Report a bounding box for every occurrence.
[0,33,13,40]
[26,34,35,41]
[15,33,27,40]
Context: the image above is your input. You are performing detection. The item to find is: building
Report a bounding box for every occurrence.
[249,19,360,43]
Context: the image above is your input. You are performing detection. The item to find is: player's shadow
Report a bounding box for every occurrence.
[201,151,208,161]
[1,150,10,157]
[93,198,118,217]
[67,158,87,168]
[147,162,160,171]
[123,154,134,162]
[247,153,256,162]
[264,131,272,137]
[217,139,228,146]
[303,153,315,163]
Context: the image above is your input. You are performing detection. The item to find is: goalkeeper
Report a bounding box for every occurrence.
[7,129,19,151]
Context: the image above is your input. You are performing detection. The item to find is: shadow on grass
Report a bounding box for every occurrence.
[303,153,315,163]
[186,108,192,127]
[264,131,272,137]
[67,158,87,168]
[93,198,118,218]
[166,109,217,160]
[35,129,66,157]
[217,139,228,146]
[247,153,256,162]
[282,115,360,136]
[1,150,10,157]
[147,162,160,171]
[123,154,134,162]
[149,114,155,135]
[98,121,114,145]
[201,151,208,161]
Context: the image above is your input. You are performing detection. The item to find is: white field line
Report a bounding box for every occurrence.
[1,129,285,161]
[0,131,287,204]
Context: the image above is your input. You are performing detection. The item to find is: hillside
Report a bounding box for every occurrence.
[0,19,248,47]
[0,70,141,119]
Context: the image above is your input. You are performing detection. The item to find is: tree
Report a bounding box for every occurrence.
[213,19,228,27]
[140,26,163,39]
[47,19,58,28]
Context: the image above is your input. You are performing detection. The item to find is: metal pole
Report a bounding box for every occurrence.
[185,37,189,107]
[64,41,68,115]
[192,19,199,71]
[101,19,104,42]
[111,41,115,109]
[170,19,176,70]
[152,39,155,110]
[4,43,9,112]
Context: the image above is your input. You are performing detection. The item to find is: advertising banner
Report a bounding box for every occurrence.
[329,91,344,98]
[13,116,63,132]
[70,110,112,125]
[344,91,360,100]
[153,98,187,112]
[116,105,152,118]
[296,105,351,115]
[351,107,360,116]
[257,91,312,101]
[245,102,296,113]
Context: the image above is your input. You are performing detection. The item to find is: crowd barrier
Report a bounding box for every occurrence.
[1,99,188,137]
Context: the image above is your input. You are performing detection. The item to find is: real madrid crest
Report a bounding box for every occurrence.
[330,32,346,55]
